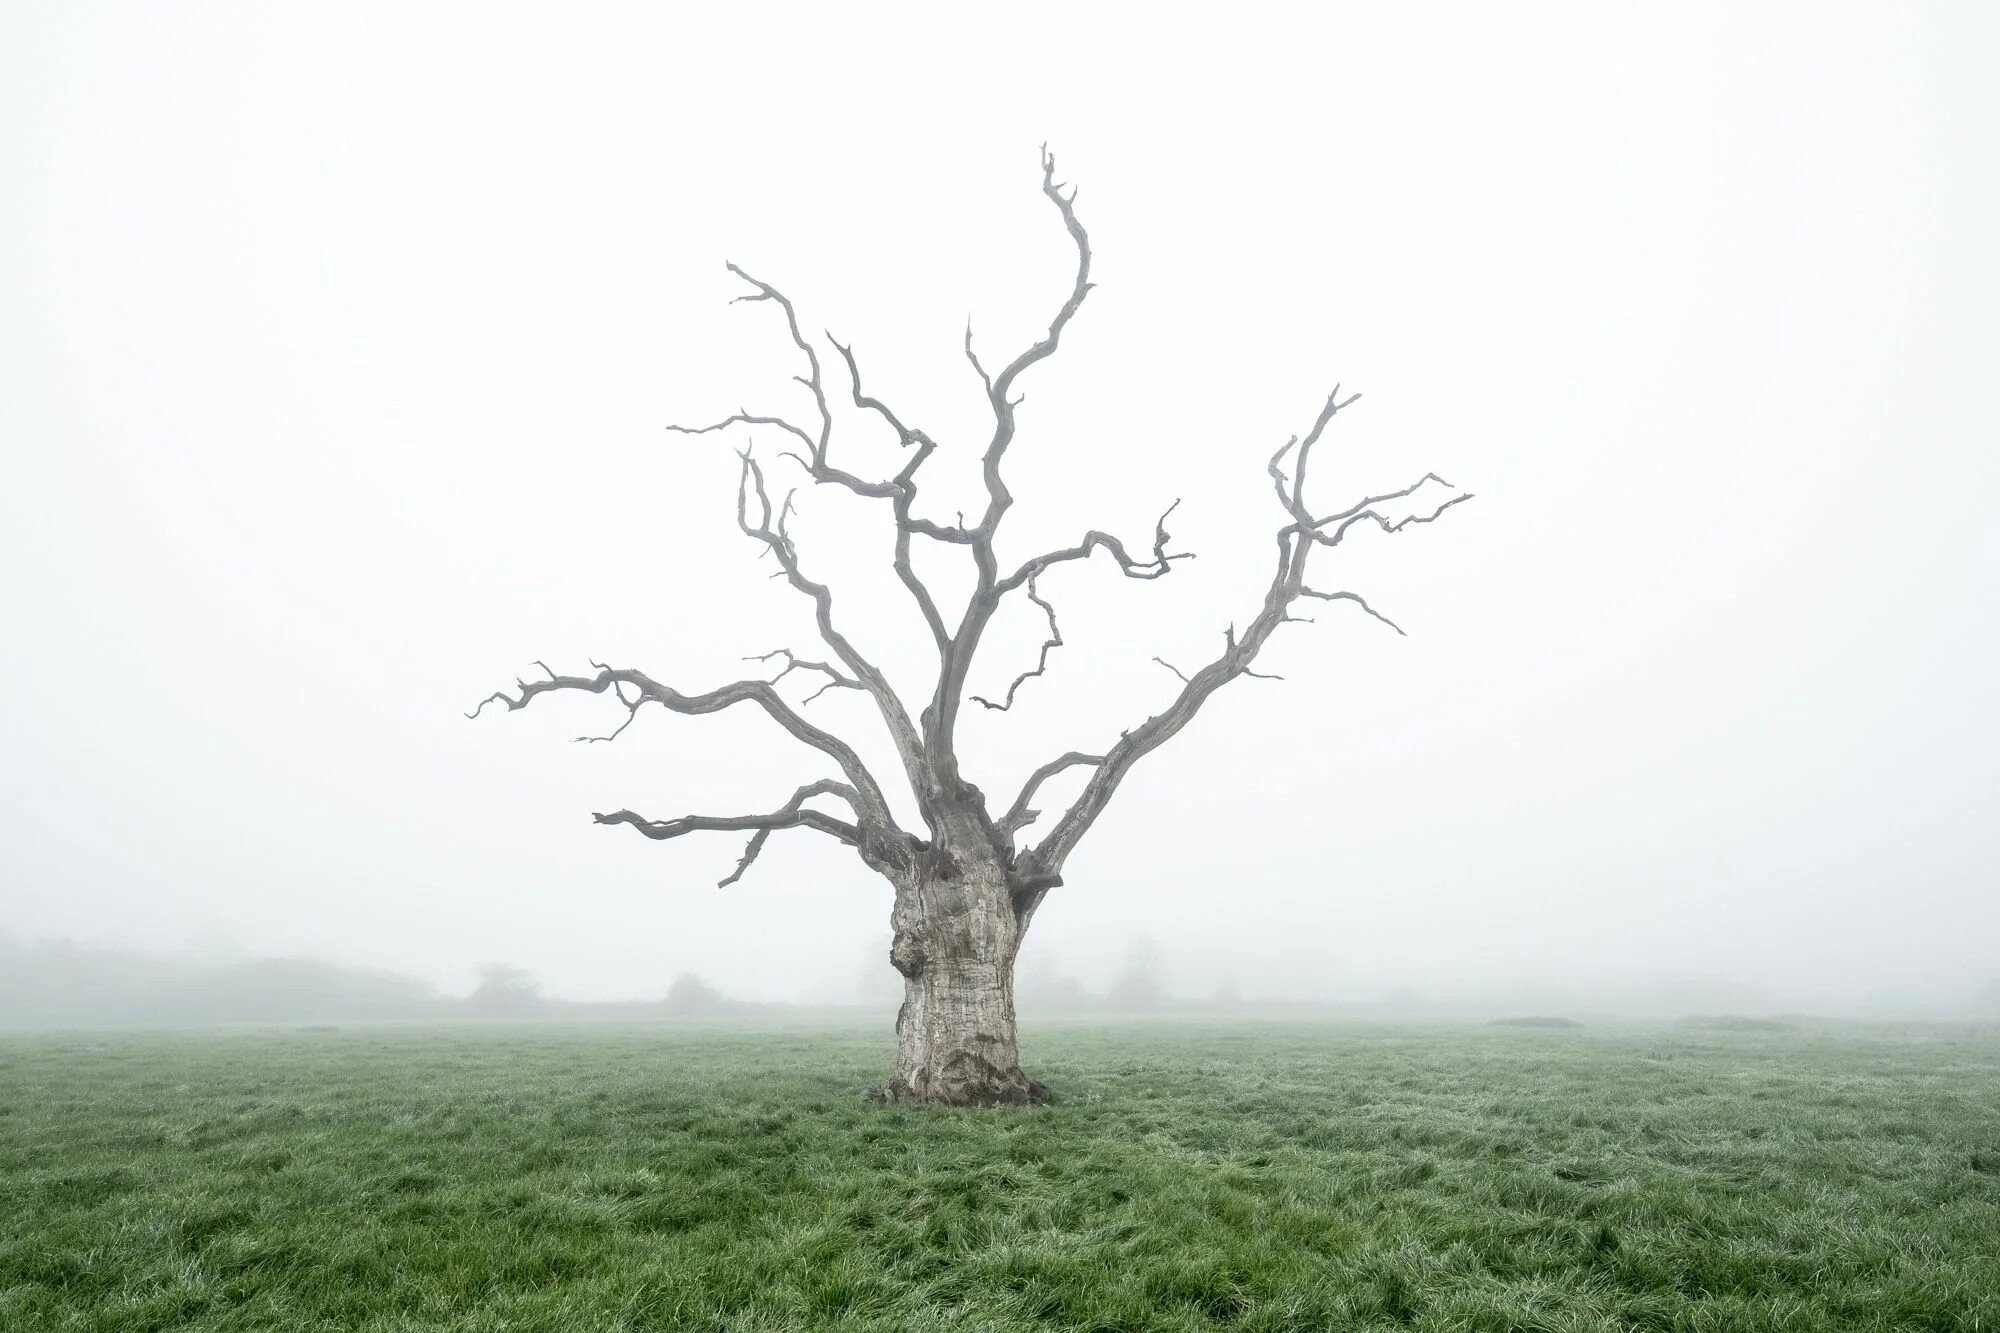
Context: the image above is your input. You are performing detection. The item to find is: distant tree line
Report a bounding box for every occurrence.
[0,935,765,1028]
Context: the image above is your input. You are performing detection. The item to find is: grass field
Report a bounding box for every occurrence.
[3,1019,1997,1331]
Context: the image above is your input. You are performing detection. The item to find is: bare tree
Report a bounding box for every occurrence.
[469,150,1471,1105]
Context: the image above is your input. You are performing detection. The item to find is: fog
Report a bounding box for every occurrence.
[3,3,1996,1023]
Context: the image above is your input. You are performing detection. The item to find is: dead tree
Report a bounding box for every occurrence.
[469,150,1471,1105]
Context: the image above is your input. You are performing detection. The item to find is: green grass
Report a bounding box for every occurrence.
[3,1020,1998,1331]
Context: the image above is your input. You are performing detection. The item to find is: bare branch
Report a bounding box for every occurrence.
[590,779,866,887]
[1298,588,1407,636]
[1022,390,1471,877]
[1268,387,1362,523]
[914,147,1119,801]
[971,576,1063,712]
[574,670,645,743]
[995,498,1190,595]
[826,336,965,650]
[973,145,1095,535]
[827,334,921,449]
[733,448,935,811]
[662,253,996,830]
[664,410,818,455]
[746,648,865,703]
[723,262,832,458]
[999,750,1104,838]
[667,267,916,523]
[965,320,994,396]
[1316,488,1477,546]
[467,661,903,840]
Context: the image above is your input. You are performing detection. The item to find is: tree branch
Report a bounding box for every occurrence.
[1298,588,1407,636]
[683,264,979,533]
[467,662,904,844]
[925,150,1164,791]
[745,648,866,704]
[590,779,867,887]
[974,145,1093,536]
[825,337,974,545]
[733,448,935,810]
[1021,390,1471,876]
[662,263,978,824]
[994,497,1191,595]
[826,336,963,651]
[1315,487,1477,546]
[999,750,1104,839]
[664,410,818,456]
[971,576,1063,712]
[965,320,994,398]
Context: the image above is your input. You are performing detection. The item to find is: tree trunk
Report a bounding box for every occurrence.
[882,847,1045,1106]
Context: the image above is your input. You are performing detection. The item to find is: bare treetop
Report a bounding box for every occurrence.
[471,148,1470,1104]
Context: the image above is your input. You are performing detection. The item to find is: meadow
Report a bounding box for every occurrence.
[2,1018,1997,1331]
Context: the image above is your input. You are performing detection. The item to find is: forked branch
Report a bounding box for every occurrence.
[592,779,867,887]
[746,648,865,704]
[466,662,902,841]
[732,449,933,807]
[1021,389,1471,877]
[1000,750,1104,839]
[995,498,1191,595]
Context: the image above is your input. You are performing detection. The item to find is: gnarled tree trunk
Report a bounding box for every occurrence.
[884,839,1044,1105]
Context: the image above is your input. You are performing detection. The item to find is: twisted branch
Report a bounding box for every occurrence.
[971,576,1063,712]
[973,145,1095,536]
[995,498,1191,596]
[467,662,901,840]
[592,779,866,887]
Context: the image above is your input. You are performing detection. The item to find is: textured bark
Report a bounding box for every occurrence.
[882,830,1044,1106]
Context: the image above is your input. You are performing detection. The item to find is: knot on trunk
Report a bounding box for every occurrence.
[889,930,926,979]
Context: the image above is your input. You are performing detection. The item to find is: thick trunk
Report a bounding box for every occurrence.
[882,846,1045,1106]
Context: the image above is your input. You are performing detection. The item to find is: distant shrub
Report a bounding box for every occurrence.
[662,973,739,1014]
[467,964,544,1015]
[1489,1016,1582,1029]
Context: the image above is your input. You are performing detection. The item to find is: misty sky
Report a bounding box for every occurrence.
[3,3,1995,1011]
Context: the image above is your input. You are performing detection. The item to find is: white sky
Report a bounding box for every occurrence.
[2,2,1995,1011]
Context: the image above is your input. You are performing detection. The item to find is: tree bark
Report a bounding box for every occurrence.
[882,843,1045,1106]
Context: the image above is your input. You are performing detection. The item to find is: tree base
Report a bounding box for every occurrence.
[876,1070,1050,1108]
